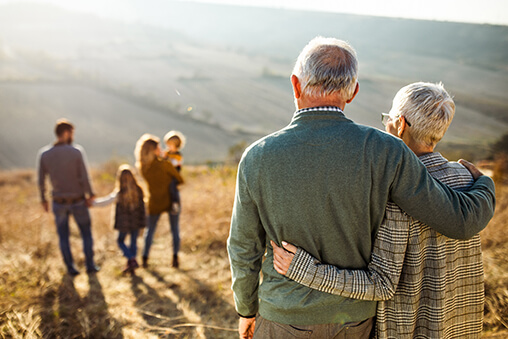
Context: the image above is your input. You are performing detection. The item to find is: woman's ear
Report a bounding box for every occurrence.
[397,116,407,138]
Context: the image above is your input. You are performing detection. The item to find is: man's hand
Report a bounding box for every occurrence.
[41,201,49,213]
[271,240,297,275]
[239,317,256,339]
[86,196,95,207]
[458,159,484,180]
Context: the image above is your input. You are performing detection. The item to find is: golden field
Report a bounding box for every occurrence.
[0,162,507,338]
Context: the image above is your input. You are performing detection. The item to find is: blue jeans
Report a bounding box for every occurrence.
[52,200,95,271]
[117,230,139,259]
[169,178,180,204]
[143,212,180,258]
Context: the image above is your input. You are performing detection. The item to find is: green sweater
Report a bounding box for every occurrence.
[227,107,495,325]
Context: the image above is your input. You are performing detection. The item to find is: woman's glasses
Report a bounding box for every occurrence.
[381,113,411,127]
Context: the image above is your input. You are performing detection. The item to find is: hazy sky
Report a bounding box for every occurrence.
[193,0,508,25]
[0,0,507,26]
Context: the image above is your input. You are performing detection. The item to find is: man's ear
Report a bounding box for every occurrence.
[346,82,360,104]
[291,74,301,99]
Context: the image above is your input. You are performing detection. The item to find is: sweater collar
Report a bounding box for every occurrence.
[292,106,345,121]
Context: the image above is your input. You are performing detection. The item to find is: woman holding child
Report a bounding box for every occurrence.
[135,133,184,268]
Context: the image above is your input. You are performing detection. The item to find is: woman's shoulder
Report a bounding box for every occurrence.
[143,157,164,172]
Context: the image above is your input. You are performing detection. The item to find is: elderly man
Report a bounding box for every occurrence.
[37,119,99,275]
[227,37,495,339]
[273,82,486,338]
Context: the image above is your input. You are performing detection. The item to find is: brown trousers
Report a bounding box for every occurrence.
[252,314,374,339]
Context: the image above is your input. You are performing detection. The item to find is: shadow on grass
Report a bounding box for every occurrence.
[145,267,237,338]
[130,274,194,337]
[87,273,124,338]
[39,273,124,338]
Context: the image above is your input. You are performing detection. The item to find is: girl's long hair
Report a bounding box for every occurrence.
[116,164,143,211]
[134,133,160,172]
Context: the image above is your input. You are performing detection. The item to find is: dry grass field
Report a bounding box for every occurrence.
[0,161,507,338]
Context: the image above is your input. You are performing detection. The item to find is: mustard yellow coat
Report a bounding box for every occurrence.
[141,157,183,215]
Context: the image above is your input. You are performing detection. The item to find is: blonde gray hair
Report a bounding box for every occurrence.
[392,82,455,147]
[292,36,358,100]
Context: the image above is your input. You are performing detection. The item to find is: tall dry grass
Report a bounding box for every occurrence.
[0,165,238,338]
[0,162,507,338]
[481,157,508,336]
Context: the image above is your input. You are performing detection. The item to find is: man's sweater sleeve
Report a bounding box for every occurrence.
[391,148,495,240]
[227,158,266,317]
[36,149,47,202]
[77,146,95,197]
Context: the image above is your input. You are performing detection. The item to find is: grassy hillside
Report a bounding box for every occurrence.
[0,162,507,337]
[0,2,507,168]
[0,165,239,338]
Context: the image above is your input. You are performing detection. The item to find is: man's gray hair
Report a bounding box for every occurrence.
[292,36,358,100]
[392,82,455,147]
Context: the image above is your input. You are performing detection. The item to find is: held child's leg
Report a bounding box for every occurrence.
[169,178,180,215]
[169,178,180,204]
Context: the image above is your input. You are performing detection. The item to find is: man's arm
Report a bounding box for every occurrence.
[273,203,410,300]
[227,159,266,319]
[76,146,95,199]
[391,148,495,239]
[36,150,49,212]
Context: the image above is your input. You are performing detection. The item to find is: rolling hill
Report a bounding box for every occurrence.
[0,1,507,168]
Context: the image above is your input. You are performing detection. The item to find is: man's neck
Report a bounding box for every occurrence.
[55,138,70,146]
[406,139,434,157]
[296,95,347,111]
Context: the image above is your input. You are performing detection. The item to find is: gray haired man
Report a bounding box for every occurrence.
[227,37,495,339]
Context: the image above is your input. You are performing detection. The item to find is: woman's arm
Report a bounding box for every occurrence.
[273,203,410,301]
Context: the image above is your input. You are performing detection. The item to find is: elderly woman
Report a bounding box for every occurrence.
[135,134,184,268]
[273,82,485,338]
